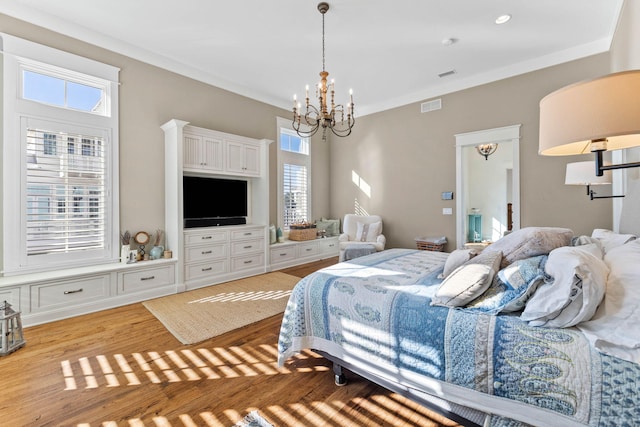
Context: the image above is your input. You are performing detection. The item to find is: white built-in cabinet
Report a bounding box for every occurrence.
[269,237,339,271]
[0,259,177,327]
[162,119,271,291]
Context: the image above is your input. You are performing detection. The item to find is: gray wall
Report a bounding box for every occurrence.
[329,54,614,250]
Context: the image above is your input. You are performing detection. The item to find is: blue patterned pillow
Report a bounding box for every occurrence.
[464,255,547,315]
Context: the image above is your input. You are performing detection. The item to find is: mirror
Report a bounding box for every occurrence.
[455,125,521,248]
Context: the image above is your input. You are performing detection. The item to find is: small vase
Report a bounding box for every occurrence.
[120,244,130,263]
[149,245,164,260]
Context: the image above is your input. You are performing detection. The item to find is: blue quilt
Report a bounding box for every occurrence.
[277,249,640,427]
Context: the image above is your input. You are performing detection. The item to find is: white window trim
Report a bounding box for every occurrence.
[276,116,312,230]
[1,33,120,275]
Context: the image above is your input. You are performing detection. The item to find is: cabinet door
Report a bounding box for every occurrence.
[183,134,204,169]
[242,144,260,176]
[183,133,223,172]
[225,140,261,176]
[225,140,245,174]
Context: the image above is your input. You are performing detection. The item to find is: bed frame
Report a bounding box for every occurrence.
[316,350,485,427]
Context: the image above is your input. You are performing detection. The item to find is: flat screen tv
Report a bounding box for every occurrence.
[183,176,248,227]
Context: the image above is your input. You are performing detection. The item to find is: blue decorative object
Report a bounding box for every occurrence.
[149,245,164,260]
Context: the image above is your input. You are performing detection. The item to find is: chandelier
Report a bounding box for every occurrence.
[292,2,355,140]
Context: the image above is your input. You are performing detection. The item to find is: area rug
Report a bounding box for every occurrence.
[143,272,300,344]
[233,411,274,427]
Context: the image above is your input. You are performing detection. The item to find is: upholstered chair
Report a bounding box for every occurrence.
[339,214,386,261]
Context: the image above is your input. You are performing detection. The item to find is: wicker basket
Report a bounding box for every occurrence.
[415,236,446,252]
[288,227,317,241]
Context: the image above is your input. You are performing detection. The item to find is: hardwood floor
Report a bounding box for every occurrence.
[0,257,460,426]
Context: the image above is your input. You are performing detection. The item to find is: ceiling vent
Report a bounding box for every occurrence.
[421,99,442,113]
[438,69,457,78]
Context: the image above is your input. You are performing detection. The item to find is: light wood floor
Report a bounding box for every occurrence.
[0,258,460,427]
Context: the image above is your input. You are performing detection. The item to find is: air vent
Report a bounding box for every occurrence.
[438,69,456,78]
[421,99,442,113]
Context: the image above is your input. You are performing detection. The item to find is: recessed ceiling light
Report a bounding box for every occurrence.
[495,14,511,24]
[441,38,457,46]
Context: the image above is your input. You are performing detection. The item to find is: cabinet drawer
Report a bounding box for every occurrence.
[185,260,228,281]
[231,238,264,256]
[230,228,264,240]
[119,265,175,294]
[270,245,296,263]
[184,244,226,263]
[184,230,228,246]
[319,238,339,254]
[297,241,320,258]
[231,253,264,271]
[31,274,110,311]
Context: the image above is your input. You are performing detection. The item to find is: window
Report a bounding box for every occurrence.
[1,33,120,275]
[277,117,311,230]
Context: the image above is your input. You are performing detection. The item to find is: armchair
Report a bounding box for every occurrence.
[339,214,386,261]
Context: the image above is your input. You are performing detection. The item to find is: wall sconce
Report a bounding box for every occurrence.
[476,143,498,160]
[539,70,640,176]
[565,161,624,200]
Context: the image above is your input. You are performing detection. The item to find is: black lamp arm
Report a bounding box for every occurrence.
[594,150,640,176]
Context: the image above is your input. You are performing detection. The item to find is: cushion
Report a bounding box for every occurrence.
[577,240,640,363]
[321,217,341,235]
[464,255,547,314]
[591,228,636,253]
[438,248,478,279]
[316,219,339,236]
[520,243,608,328]
[431,250,502,307]
[355,221,381,242]
[483,226,573,268]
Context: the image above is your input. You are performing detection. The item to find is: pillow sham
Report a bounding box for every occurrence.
[520,243,608,328]
[577,239,640,364]
[438,248,478,279]
[355,221,381,242]
[591,228,636,253]
[316,219,339,236]
[431,250,502,307]
[483,226,573,268]
[464,255,547,315]
[321,217,341,235]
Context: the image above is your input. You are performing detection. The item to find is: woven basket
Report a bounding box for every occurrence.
[288,228,317,241]
[415,237,446,252]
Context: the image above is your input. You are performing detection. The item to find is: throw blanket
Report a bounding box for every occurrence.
[278,249,640,427]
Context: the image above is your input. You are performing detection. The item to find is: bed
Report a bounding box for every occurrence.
[277,186,640,426]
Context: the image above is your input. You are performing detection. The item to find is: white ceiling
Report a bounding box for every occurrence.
[0,0,625,116]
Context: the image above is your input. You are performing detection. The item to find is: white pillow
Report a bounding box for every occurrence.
[591,228,636,253]
[578,240,640,364]
[438,248,478,279]
[355,221,381,242]
[483,227,573,268]
[521,243,608,328]
[431,250,502,307]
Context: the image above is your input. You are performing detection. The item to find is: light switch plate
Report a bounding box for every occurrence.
[443,207,453,215]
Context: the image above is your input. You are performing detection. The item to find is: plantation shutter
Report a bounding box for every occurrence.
[283,163,308,228]
[25,127,106,256]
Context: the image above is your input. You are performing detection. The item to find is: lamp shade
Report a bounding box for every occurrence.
[565,161,612,185]
[539,70,640,156]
